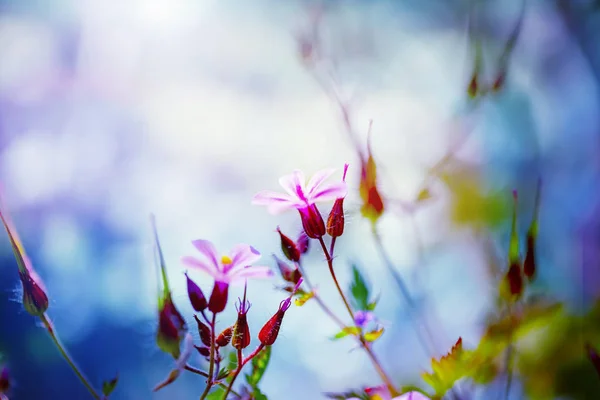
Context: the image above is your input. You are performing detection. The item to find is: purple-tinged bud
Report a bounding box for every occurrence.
[272,255,301,284]
[0,365,10,394]
[18,269,49,317]
[208,281,229,314]
[297,231,310,254]
[216,326,233,347]
[185,272,207,312]
[258,279,302,346]
[298,204,325,239]
[193,315,212,347]
[232,299,251,350]
[326,164,348,238]
[157,297,187,358]
[194,345,210,357]
[276,227,300,262]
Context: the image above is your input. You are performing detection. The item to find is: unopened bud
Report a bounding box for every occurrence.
[258,279,302,346]
[19,270,49,317]
[505,261,523,298]
[194,345,210,357]
[492,71,506,92]
[157,297,187,359]
[467,72,478,98]
[327,198,345,238]
[298,204,325,239]
[297,231,310,254]
[208,281,229,314]
[216,326,233,347]
[523,234,536,281]
[272,255,301,284]
[277,227,300,262]
[0,366,10,394]
[194,315,212,347]
[232,310,251,350]
[186,272,207,312]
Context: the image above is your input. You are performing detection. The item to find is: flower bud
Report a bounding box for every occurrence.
[524,179,541,282]
[297,231,310,254]
[505,261,523,298]
[467,72,478,98]
[298,204,325,239]
[359,137,385,224]
[185,272,207,312]
[194,345,210,357]
[194,315,212,347]
[18,270,49,317]
[277,227,300,262]
[157,297,187,359]
[327,199,345,238]
[273,255,301,284]
[232,299,251,350]
[208,281,229,314]
[258,279,302,346]
[503,191,523,299]
[0,365,10,394]
[216,326,233,347]
[492,71,506,93]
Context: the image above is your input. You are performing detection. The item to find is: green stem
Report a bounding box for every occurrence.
[199,313,217,400]
[222,345,265,400]
[39,314,100,400]
[317,236,398,396]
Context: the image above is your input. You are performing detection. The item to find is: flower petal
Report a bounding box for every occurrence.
[306,168,335,197]
[252,191,303,214]
[191,239,220,269]
[230,266,274,283]
[278,170,306,202]
[230,244,261,268]
[308,182,347,203]
[181,256,218,278]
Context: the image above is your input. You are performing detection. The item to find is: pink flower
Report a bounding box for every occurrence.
[252,168,347,215]
[181,240,273,285]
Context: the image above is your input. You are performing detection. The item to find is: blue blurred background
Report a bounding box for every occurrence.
[0,0,599,398]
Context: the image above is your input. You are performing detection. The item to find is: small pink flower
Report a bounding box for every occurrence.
[252,168,347,215]
[181,240,273,285]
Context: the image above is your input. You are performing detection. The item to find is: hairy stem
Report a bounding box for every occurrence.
[317,236,398,396]
[222,345,265,400]
[39,314,100,400]
[199,313,217,400]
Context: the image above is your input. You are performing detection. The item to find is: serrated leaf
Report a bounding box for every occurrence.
[294,291,314,306]
[364,327,384,342]
[422,337,472,396]
[245,346,271,388]
[350,265,370,311]
[331,327,361,340]
[102,374,119,396]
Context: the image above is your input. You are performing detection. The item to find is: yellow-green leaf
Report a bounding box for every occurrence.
[364,327,384,342]
[294,291,314,306]
[331,327,361,340]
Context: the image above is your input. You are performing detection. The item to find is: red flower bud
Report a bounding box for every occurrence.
[185,272,207,312]
[492,71,506,92]
[506,261,523,298]
[327,198,345,238]
[0,365,10,394]
[297,231,310,254]
[523,234,536,281]
[18,270,49,317]
[208,281,229,313]
[194,315,212,347]
[298,204,325,239]
[272,255,301,284]
[194,345,210,357]
[232,299,251,350]
[157,297,187,358]
[258,279,302,346]
[277,227,300,262]
[467,72,478,98]
[216,326,233,347]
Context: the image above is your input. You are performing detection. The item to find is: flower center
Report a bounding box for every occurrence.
[221,255,233,265]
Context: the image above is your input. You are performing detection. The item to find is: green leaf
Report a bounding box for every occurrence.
[252,385,269,400]
[294,291,314,306]
[366,294,380,311]
[102,374,119,397]
[350,264,370,310]
[216,367,230,381]
[331,327,361,340]
[245,346,271,388]
[324,390,369,400]
[205,386,225,400]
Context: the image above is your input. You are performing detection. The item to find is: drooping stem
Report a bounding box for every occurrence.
[39,314,101,400]
[199,313,217,400]
[222,344,265,400]
[184,365,240,397]
[317,236,398,396]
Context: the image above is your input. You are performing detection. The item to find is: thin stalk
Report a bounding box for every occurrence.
[317,236,398,396]
[222,345,265,400]
[184,365,240,397]
[39,314,100,400]
[199,313,217,400]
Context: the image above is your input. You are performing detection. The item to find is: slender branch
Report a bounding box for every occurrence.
[222,345,265,400]
[317,236,398,396]
[199,313,217,400]
[184,365,240,397]
[39,314,101,400]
